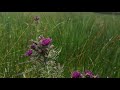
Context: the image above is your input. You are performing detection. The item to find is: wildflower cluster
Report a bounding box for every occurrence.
[71,70,99,78]
[25,35,55,63]
[23,35,64,78]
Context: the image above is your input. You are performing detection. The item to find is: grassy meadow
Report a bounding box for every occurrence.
[0,12,120,78]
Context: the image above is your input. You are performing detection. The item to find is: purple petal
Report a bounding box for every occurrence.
[40,38,52,46]
[84,70,94,78]
[25,49,32,56]
[71,71,82,78]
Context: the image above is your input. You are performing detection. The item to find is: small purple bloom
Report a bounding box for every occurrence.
[71,71,82,78]
[84,70,94,78]
[40,38,52,46]
[25,49,32,56]
[31,44,36,49]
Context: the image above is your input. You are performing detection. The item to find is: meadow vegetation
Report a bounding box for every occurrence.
[0,12,120,78]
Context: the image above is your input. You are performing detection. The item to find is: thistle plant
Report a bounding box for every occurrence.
[25,35,53,63]
[23,35,64,78]
[34,16,40,24]
[71,70,99,78]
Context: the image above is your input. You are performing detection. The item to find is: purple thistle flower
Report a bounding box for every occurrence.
[84,70,94,78]
[40,38,52,46]
[31,44,36,50]
[25,49,32,56]
[71,71,82,78]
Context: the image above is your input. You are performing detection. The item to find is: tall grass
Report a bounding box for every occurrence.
[0,12,120,78]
